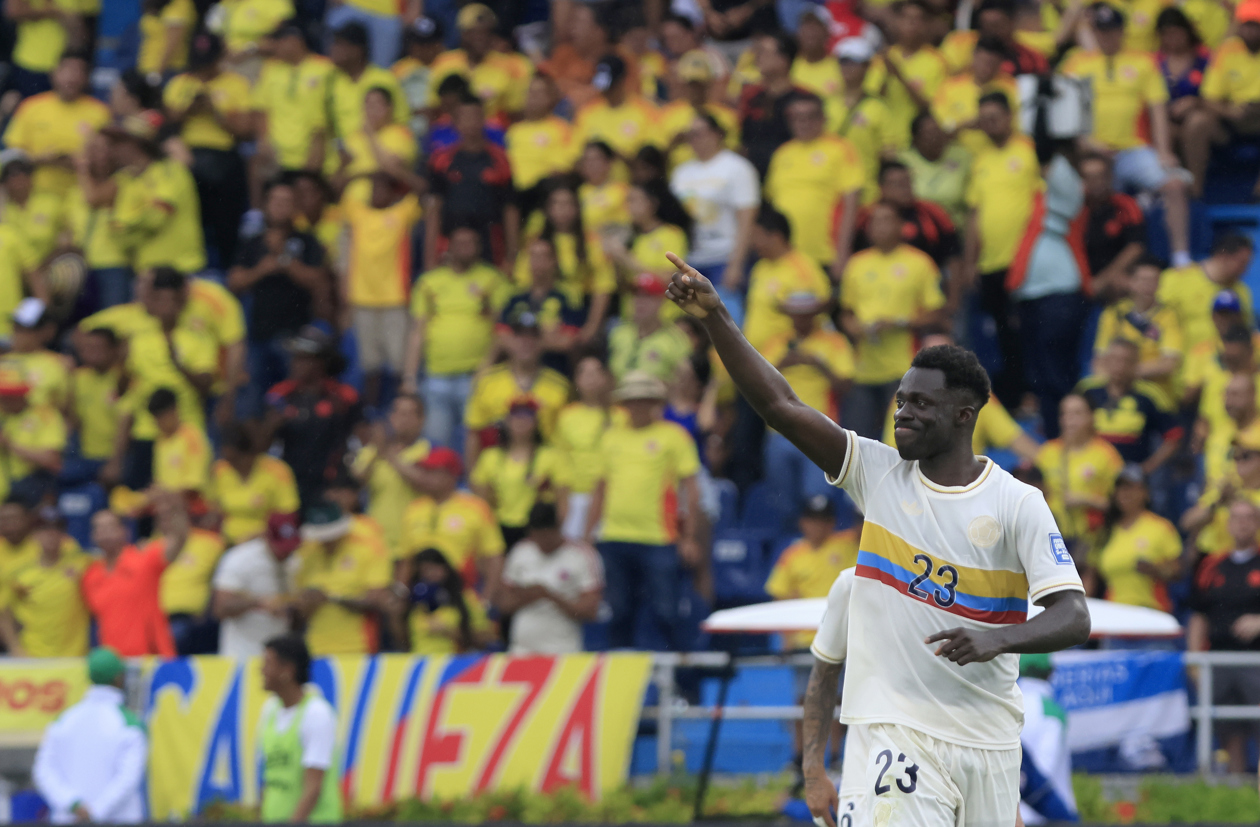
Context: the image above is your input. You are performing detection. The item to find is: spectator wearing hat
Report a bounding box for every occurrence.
[229,178,330,418]
[765,90,864,280]
[584,370,702,651]
[760,293,855,528]
[5,298,71,411]
[135,0,195,79]
[3,51,109,199]
[739,32,805,180]
[669,109,758,319]
[1184,0,1260,199]
[766,495,858,650]
[392,16,445,141]
[505,75,576,215]
[1076,338,1182,474]
[463,309,571,464]
[1184,422,1260,555]
[212,511,302,658]
[403,224,511,448]
[292,502,392,656]
[257,634,343,823]
[32,648,147,824]
[609,273,694,383]
[840,200,946,439]
[573,54,661,170]
[1158,234,1254,355]
[471,398,566,550]
[162,31,252,268]
[426,3,516,122]
[1187,497,1260,774]
[1063,3,1193,271]
[1087,464,1183,607]
[1076,153,1147,302]
[82,492,190,657]
[401,446,505,597]
[104,110,207,275]
[931,36,1019,158]
[327,23,408,143]
[251,23,335,187]
[3,0,85,100]
[0,151,65,264]
[426,94,517,269]
[0,362,66,503]
[0,504,88,657]
[742,204,831,354]
[262,325,361,508]
[660,51,739,169]
[497,502,603,655]
[1091,256,1183,402]
[156,488,225,655]
[209,422,300,547]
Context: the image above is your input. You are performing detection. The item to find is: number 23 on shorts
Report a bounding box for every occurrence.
[873,748,919,796]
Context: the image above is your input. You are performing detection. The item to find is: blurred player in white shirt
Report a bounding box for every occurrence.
[664,253,1090,827]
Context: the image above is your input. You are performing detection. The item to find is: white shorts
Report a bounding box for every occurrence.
[838,724,871,827]
[863,723,1020,827]
[352,306,409,373]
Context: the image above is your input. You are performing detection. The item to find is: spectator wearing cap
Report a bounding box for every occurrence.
[931,36,1019,158]
[584,370,701,651]
[3,52,109,199]
[609,273,694,383]
[229,178,330,418]
[156,488,226,655]
[1063,4,1193,271]
[765,90,864,279]
[463,309,571,464]
[328,23,409,142]
[209,422,301,547]
[840,201,946,439]
[738,33,804,179]
[403,224,511,447]
[148,387,210,503]
[401,446,505,597]
[742,203,831,354]
[82,493,190,657]
[350,395,429,553]
[0,363,65,502]
[1076,153,1147,301]
[426,94,517,269]
[1075,338,1182,473]
[426,3,517,122]
[553,355,624,540]
[1091,256,1183,402]
[1088,464,1182,607]
[4,0,85,100]
[497,502,603,655]
[1183,0,1260,198]
[163,32,252,268]
[760,293,855,527]
[392,16,445,140]
[1158,234,1254,355]
[251,23,335,185]
[32,648,147,824]
[0,152,65,264]
[292,502,392,656]
[827,39,894,203]
[573,54,662,170]
[108,268,217,492]
[135,0,195,79]
[104,111,207,275]
[668,110,758,319]
[1185,423,1260,555]
[766,495,858,649]
[1187,497,1260,774]
[261,325,361,508]
[660,51,739,170]
[474,399,565,547]
[5,297,71,410]
[211,511,301,658]
[505,75,576,214]
[0,504,87,657]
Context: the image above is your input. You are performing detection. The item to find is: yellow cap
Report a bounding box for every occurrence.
[677,50,714,83]
[456,3,495,30]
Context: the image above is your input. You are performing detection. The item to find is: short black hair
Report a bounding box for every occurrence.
[1128,252,1166,272]
[693,108,726,140]
[437,73,472,97]
[662,13,694,30]
[584,140,616,161]
[785,90,825,113]
[978,91,1011,113]
[909,111,938,140]
[528,502,558,530]
[909,345,991,408]
[1155,6,1199,45]
[762,30,798,64]
[756,202,792,240]
[150,266,187,292]
[265,634,311,684]
[979,0,1016,18]
[1212,232,1254,256]
[147,387,178,416]
[85,326,119,347]
[975,35,1006,56]
[221,421,255,454]
[365,85,394,107]
[878,159,909,183]
[689,350,712,386]
[1222,324,1255,347]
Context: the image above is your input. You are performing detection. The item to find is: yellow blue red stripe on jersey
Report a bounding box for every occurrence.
[855,522,1030,624]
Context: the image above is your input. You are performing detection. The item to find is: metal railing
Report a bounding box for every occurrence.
[642,650,1260,776]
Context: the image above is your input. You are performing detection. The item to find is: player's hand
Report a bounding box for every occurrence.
[926,627,1005,664]
[803,767,838,827]
[665,253,721,319]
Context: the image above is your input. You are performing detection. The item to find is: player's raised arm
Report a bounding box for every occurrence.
[665,252,848,477]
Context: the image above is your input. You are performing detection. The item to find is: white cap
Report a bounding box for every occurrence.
[12,297,46,328]
[833,37,875,63]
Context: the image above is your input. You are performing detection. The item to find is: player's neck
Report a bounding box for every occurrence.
[917,445,986,488]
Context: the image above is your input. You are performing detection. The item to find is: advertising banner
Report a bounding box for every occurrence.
[0,659,88,741]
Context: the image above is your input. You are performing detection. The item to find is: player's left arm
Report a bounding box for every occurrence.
[927,589,1090,665]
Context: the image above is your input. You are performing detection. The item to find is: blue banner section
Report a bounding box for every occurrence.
[1050,650,1186,710]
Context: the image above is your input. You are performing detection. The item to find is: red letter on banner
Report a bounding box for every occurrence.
[540,659,603,797]
[474,657,554,791]
[415,659,489,795]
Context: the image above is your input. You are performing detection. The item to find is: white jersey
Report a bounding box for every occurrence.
[828,432,1084,750]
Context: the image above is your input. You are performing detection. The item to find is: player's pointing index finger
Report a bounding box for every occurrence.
[665,251,698,282]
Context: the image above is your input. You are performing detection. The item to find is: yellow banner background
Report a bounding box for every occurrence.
[0,659,88,742]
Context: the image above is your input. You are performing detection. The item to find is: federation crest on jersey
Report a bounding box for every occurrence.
[968,515,1001,547]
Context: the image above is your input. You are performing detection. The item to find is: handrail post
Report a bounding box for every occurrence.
[655,657,676,776]
[1195,655,1213,776]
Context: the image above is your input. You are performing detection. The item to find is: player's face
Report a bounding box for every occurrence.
[892,367,970,460]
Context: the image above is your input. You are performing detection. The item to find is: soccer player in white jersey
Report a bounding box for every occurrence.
[663,253,1090,827]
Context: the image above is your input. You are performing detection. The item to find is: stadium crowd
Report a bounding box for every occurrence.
[0,0,1258,762]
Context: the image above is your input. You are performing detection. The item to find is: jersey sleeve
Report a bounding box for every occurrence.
[1012,490,1086,603]
[299,697,338,770]
[811,567,855,664]
[825,430,902,515]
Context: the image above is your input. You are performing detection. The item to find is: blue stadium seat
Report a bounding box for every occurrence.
[58,484,107,551]
[711,529,771,607]
[713,478,741,532]
[739,481,782,533]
